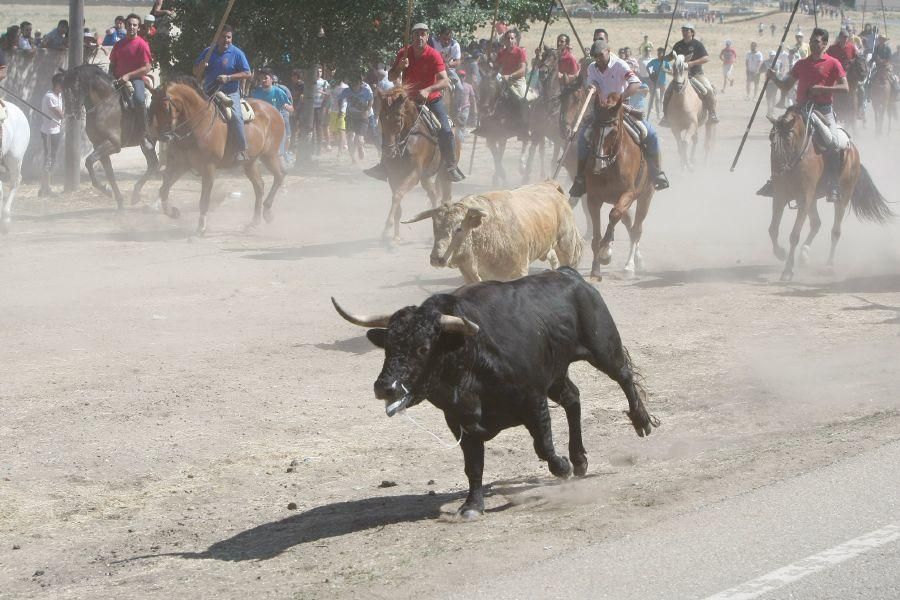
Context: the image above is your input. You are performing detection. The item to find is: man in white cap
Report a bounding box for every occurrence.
[661,23,719,124]
[791,31,809,61]
[568,39,669,197]
[364,22,465,182]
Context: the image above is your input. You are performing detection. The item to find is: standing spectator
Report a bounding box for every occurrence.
[330,79,349,157]
[647,47,670,120]
[638,34,654,57]
[39,73,65,197]
[139,15,157,41]
[41,20,70,50]
[288,69,305,152]
[434,26,462,90]
[861,24,876,57]
[18,22,35,52]
[622,47,640,73]
[340,74,374,163]
[638,45,652,85]
[758,23,764,37]
[311,65,330,155]
[719,39,737,91]
[791,32,809,60]
[102,16,126,46]
[770,23,777,37]
[251,68,293,159]
[1,27,19,54]
[745,41,765,98]
[454,69,478,142]
[765,50,789,115]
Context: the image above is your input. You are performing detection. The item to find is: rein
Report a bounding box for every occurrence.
[771,106,814,176]
[65,78,127,119]
[156,85,220,143]
[384,101,430,158]
[591,111,622,170]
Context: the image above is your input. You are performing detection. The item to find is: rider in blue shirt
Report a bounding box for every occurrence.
[193,24,252,162]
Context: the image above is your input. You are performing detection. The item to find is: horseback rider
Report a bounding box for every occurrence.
[569,40,670,198]
[869,34,900,95]
[660,23,719,125]
[825,28,858,71]
[556,34,581,137]
[495,28,532,138]
[108,13,152,139]
[364,22,465,183]
[757,27,849,203]
[434,26,462,91]
[193,24,252,163]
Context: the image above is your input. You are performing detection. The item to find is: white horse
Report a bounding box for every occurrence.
[666,54,714,170]
[1,101,30,233]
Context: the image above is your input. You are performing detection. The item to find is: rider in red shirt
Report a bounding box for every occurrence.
[757,27,849,202]
[364,22,464,183]
[825,29,858,70]
[109,13,152,133]
[556,34,580,84]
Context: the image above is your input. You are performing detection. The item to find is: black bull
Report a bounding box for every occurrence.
[333,267,658,520]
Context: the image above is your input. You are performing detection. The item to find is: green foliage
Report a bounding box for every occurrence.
[153,0,636,78]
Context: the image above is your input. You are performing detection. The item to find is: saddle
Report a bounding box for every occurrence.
[418,105,452,138]
[213,92,256,123]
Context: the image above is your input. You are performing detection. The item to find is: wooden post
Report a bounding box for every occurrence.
[65,0,84,192]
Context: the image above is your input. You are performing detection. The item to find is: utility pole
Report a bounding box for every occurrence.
[65,0,84,191]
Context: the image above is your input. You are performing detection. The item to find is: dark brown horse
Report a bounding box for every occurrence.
[149,82,285,234]
[376,86,456,242]
[62,64,159,208]
[766,107,892,281]
[836,55,868,132]
[583,93,655,280]
[868,64,896,135]
[522,46,566,181]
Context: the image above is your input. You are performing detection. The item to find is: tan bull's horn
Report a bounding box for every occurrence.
[439,314,480,336]
[401,208,440,224]
[331,297,393,328]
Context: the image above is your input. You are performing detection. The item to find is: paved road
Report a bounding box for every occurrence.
[455,440,900,600]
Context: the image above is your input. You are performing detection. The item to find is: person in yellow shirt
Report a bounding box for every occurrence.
[791,31,809,59]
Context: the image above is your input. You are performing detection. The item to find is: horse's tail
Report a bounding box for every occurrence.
[851,165,894,224]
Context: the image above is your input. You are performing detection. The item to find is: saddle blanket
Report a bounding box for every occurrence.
[214,92,256,123]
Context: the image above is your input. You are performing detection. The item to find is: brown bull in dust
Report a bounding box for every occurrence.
[403,181,583,283]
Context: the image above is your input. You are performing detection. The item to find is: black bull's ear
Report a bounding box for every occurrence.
[366,329,387,348]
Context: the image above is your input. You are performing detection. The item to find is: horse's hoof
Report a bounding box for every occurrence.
[780,271,793,282]
[598,254,612,266]
[799,246,810,266]
[130,193,142,206]
[99,184,112,197]
[549,455,573,479]
[455,507,483,522]
[244,221,260,233]
[167,206,181,219]
[773,247,787,261]
[263,208,274,224]
[590,271,603,282]
[623,267,636,279]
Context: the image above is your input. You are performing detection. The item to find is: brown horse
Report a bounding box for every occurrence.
[583,93,655,280]
[836,55,868,133]
[474,55,530,186]
[149,82,285,234]
[376,86,457,242]
[666,54,714,170]
[868,65,896,135]
[766,107,892,281]
[522,46,568,182]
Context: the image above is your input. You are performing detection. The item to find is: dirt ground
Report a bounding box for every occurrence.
[2,8,900,600]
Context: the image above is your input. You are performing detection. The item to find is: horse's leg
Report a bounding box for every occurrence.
[0,155,22,233]
[624,189,653,276]
[85,140,120,199]
[131,138,160,205]
[497,138,509,186]
[799,198,822,266]
[157,156,190,219]
[827,193,850,269]
[243,159,265,229]
[598,192,635,268]
[769,196,789,260]
[98,154,125,210]
[782,195,811,282]
[420,174,440,209]
[587,195,605,279]
[197,164,216,235]
[259,151,286,223]
[385,174,419,242]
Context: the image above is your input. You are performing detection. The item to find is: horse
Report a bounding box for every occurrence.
[149,81,285,234]
[766,107,893,281]
[522,46,566,181]
[474,55,530,186]
[0,102,30,233]
[868,64,896,135]
[582,93,656,280]
[665,54,714,170]
[376,86,456,242]
[838,55,868,132]
[61,64,160,209]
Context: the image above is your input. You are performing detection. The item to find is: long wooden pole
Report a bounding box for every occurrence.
[655,0,680,91]
[404,0,414,46]
[730,0,802,172]
[553,86,594,180]
[197,0,238,80]
[523,0,557,103]
[556,0,588,58]
[879,0,888,33]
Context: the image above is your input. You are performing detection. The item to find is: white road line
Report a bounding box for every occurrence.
[703,523,900,600]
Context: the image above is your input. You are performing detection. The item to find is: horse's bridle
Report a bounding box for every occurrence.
[154,87,219,143]
[770,105,815,176]
[590,112,621,170]
[384,103,428,159]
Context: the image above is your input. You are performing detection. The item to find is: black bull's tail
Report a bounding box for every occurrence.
[851,165,895,224]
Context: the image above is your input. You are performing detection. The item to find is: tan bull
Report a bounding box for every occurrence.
[403,181,584,283]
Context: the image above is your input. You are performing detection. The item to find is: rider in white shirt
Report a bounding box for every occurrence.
[433,26,462,90]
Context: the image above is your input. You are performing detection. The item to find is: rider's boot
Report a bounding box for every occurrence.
[825,150,843,203]
[706,96,720,123]
[646,150,669,191]
[658,95,671,127]
[363,146,391,181]
[438,131,466,183]
[568,158,588,198]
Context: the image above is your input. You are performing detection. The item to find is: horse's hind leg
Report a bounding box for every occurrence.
[197,165,216,235]
[0,156,22,233]
[259,152,285,224]
[800,199,822,266]
[828,194,851,269]
[385,174,418,242]
[623,190,652,276]
[132,138,160,205]
[243,160,265,229]
[598,193,634,268]
[420,174,440,209]
[157,157,190,219]
[782,196,811,281]
[587,196,605,279]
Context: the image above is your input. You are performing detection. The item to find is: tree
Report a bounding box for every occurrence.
[153,0,635,78]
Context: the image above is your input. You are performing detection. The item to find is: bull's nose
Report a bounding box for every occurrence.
[374,378,398,400]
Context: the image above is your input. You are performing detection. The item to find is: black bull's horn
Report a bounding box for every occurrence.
[332,298,479,336]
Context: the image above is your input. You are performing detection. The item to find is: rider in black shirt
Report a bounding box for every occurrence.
[661,23,720,124]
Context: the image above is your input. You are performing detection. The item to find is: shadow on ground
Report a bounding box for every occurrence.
[228,238,383,260]
[631,264,775,289]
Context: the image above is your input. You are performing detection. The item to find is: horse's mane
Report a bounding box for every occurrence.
[69,63,115,84]
[382,84,415,102]
[165,74,206,97]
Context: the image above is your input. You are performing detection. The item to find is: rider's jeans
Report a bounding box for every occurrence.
[228,91,248,153]
[131,79,146,106]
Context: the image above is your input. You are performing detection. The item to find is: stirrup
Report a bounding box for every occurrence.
[653,172,670,191]
[568,176,586,198]
[826,186,841,203]
[363,162,389,181]
[446,165,466,183]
